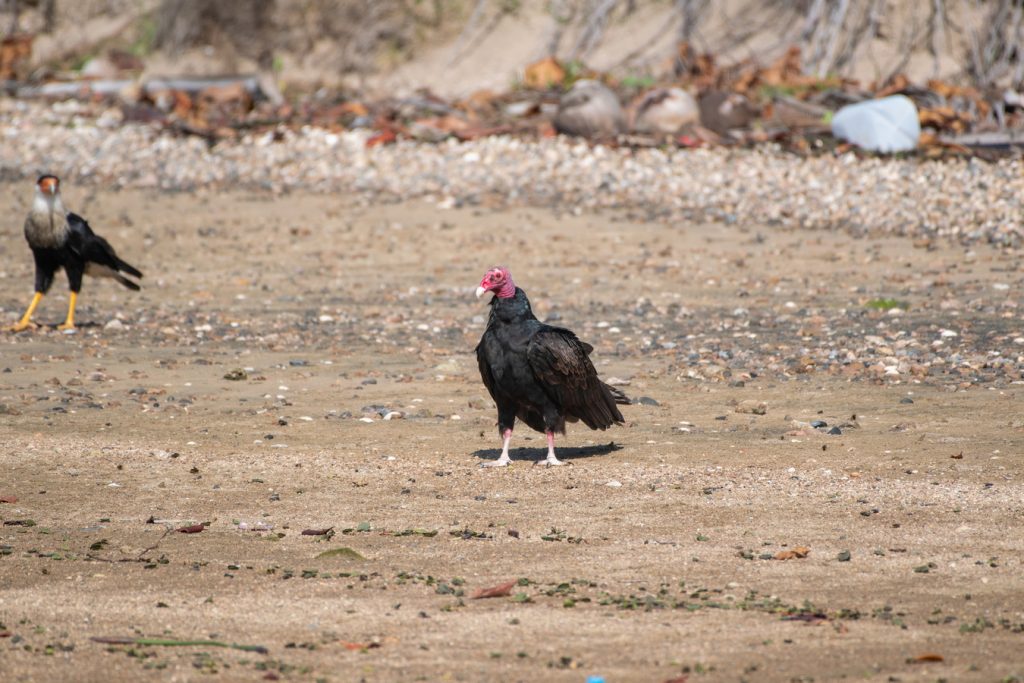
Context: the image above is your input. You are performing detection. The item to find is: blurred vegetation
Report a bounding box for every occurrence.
[4,1,1024,90]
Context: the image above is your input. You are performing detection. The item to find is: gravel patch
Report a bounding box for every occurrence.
[1,100,1022,246]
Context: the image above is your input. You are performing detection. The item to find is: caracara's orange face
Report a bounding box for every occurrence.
[37,176,59,195]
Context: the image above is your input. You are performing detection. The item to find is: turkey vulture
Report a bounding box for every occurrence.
[475,266,629,466]
[11,175,142,332]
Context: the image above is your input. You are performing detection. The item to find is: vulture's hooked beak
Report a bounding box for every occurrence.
[475,286,487,299]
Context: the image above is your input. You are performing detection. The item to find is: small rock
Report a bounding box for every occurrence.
[633,87,698,134]
[699,91,760,134]
[828,426,842,435]
[605,480,623,488]
[634,396,659,406]
[735,400,767,415]
[554,80,625,138]
[810,420,827,428]
[104,318,125,330]
[837,550,851,562]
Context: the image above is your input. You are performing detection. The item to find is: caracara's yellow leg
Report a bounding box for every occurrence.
[11,292,43,332]
[57,292,78,331]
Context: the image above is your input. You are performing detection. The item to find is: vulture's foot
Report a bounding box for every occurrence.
[542,431,567,466]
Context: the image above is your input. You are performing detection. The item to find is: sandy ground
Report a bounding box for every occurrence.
[0,187,1022,682]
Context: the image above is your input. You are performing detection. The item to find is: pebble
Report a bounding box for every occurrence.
[735,400,767,415]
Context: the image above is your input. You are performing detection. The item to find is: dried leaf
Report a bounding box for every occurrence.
[759,45,804,87]
[366,129,397,148]
[418,114,468,133]
[913,653,944,663]
[0,34,33,81]
[91,636,266,653]
[301,527,334,536]
[782,612,830,623]
[0,495,17,504]
[316,547,365,561]
[470,580,518,599]
[774,546,811,560]
[523,57,565,90]
[338,101,369,117]
[876,73,910,97]
[176,524,205,534]
[342,641,380,651]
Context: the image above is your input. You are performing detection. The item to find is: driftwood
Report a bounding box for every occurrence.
[16,75,263,100]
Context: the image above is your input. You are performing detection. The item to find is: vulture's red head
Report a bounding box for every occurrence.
[476,266,516,299]
[37,175,60,196]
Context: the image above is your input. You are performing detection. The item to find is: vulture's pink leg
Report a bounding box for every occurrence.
[483,428,514,467]
[544,431,566,466]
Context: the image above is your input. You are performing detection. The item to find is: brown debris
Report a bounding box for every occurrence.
[912,653,945,663]
[0,34,33,81]
[774,547,811,560]
[470,580,518,599]
[523,57,565,90]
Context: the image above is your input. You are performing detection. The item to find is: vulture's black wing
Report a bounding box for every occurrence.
[526,327,624,430]
[475,340,499,403]
[67,212,143,282]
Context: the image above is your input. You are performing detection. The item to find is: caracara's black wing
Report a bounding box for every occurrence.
[526,327,625,430]
[67,213,143,282]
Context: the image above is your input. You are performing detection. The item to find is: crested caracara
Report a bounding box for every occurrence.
[11,175,142,332]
